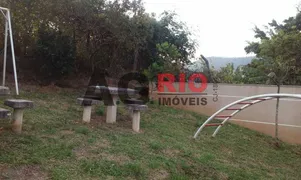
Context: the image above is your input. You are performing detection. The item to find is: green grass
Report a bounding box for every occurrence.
[0,85,301,179]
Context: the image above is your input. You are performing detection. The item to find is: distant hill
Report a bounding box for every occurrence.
[187,56,254,71]
[207,56,254,69]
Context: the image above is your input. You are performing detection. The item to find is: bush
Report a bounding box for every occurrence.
[35,26,76,81]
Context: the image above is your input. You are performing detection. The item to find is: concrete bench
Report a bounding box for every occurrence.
[4,99,34,134]
[0,108,11,119]
[126,100,148,132]
[0,86,10,96]
[77,98,101,123]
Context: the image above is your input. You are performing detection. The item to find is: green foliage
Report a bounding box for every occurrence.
[215,63,235,83]
[243,11,301,85]
[35,26,76,80]
[74,127,90,135]
[144,41,185,83]
[96,105,105,116]
[143,62,164,82]
[236,59,268,84]
[213,9,301,85]
[0,0,196,79]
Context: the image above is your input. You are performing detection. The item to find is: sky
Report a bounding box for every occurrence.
[143,0,300,58]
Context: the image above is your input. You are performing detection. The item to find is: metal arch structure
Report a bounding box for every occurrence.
[193,93,301,139]
[0,7,19,95]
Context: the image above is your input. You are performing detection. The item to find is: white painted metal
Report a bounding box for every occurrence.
[212,97,273,137]
[0,7,9,11]
[7,10,19,95]
[2,16,8,86]
[0,7,19,95]
[193,94,301,139]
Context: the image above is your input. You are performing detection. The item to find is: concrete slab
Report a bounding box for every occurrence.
[4,99,34,109]
[77,98,101,106]
[0,86,10,95]
[0,108,10,118]
[127,104,148,111]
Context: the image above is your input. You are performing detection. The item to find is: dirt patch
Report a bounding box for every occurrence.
[101,153,131,165]
[39,129,74,140]
[220,146,233,156]
[60,130,74,135]
[184,114,197,120]
[149,169,169,180]
[73,146,92,160]
[38,84,62,93]
[0,165,49,180]
[162,149,180,157]
[94,139,111,149]
[90,116,106,127]
[73,139,111,160]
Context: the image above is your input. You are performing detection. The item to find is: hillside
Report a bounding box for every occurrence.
[188,56,254,71]
[0,86,301,179]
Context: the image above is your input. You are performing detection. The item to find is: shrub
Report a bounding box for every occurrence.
[35,25,76,81]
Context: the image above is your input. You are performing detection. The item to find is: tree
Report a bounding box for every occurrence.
[35,25,76,81]
[143,41,183,92]
[215,63,235,83]
[0,0,197,82]
[244,10,301,142]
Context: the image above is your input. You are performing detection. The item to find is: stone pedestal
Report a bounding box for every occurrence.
[106,96,118,123]
[82,106,92,123]
[126,104,148,132]
[0,86,10,96]
[132,110,140,132]
[77,98,101,123]
[12,109,24,134]
[4,99,34,134]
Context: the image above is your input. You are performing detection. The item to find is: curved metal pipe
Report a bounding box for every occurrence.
[212,97,273,137]
[193,94,301,139]
[0,7,9,11]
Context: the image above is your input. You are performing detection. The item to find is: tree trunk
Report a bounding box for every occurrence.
[201,55,214,83]
[86,31,90,49]
[275,84,280,140]
[133,47,139,71]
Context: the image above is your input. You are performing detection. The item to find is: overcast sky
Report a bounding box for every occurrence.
[144,0,300,58]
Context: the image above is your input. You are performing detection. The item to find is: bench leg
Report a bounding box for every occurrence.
[12,109,24,134]
[82,106,92,123]
[132,110,140,132]
[106,96,118,123]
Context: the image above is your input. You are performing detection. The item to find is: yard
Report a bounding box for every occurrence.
[0,85,301,179]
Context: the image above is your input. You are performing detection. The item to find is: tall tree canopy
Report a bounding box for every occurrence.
[0,0,196,81]
[212,9,301,85]
[243,9,301,85]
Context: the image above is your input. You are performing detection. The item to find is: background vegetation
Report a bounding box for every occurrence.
[0,0,196,84]
[196,8,301,85]
[1,0,301,87]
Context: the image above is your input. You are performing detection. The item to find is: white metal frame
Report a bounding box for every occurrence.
[0,7,19,95]
[193,93,301,139]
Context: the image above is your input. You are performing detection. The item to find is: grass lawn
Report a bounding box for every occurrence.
[0,85,301,180]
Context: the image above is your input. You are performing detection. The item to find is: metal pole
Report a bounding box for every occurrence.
[0,7,9,11]
[2,11,8,86]
[7,10,19,95]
